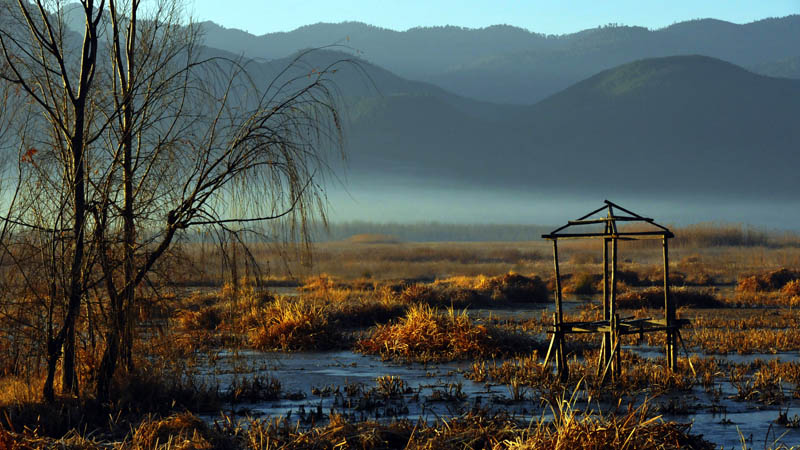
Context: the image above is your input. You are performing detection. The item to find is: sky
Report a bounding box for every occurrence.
[188,0,799,35]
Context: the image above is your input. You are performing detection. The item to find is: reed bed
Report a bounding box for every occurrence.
[617,287,724,309]
[687,327,800,354]
[691,310,800,329]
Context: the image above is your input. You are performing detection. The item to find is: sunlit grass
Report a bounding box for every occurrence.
[244,297,341,351]
[356,304,536,361]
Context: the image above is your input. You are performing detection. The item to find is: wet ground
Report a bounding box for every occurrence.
[195,346,800,449]
[188,287,800,448]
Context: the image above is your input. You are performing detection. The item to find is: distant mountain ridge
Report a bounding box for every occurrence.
[52,11,800,207]
[199,16,800,104]
[344,55,800,198]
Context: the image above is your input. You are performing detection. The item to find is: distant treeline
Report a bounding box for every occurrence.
[181,221,800,247]
[671,223,800,248]
[312,221,800,247]
[314,221,552,242]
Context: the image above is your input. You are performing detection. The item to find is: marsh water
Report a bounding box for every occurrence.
[191,290,800,449]
[196,347,800,449]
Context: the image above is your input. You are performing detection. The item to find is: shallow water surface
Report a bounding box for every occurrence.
[195,348,800,448]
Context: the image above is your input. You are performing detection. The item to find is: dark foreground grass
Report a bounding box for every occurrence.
[0,405,714,450]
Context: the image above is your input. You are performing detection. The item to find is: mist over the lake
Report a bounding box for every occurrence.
[325,175,800,229]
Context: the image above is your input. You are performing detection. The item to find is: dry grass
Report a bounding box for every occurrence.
[508,399,712,450]
[737,268,800,293]
[0,404,715,450]
[356,304,535,361]
[244,297,341,351]
[430,272,550,304]
[687,326,800,354]
[130,412,216,450]
[0,377,42,408]
[617,287,724,309]
[345,233,401,244]
[7,226,800,449]
[562,272,602,295]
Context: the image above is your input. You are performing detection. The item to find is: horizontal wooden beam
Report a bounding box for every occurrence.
[542,231,674,240]
[548,318,689,335]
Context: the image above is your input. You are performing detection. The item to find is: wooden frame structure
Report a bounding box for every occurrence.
[541,200,687,383]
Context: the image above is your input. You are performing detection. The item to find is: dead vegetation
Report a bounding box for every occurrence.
[737,268,800,293]
[5,226,800,448]
[0,403,713,450]
[356,304,537,361]
[617,287,724,309]
[244,297,342,351]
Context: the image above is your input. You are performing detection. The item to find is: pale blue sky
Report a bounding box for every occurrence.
[188,0,799,35]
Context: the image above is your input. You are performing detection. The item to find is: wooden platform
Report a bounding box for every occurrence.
[540,200,686,383]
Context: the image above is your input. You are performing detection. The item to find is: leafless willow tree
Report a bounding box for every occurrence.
[0,0,345,403]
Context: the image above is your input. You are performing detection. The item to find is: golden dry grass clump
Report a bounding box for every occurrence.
[397,283,484,307]
[355,304,530,361]
[781,279,800,296]
[481,272,550,302]
[130,413,216,450]
[562,272,602,295]
[737,268,800,293]
[244,297,340,351]
[431,272,550,304]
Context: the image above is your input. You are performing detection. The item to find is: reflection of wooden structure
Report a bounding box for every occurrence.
[541,200,687,383]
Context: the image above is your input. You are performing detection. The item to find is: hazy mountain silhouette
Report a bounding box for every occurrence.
[51,11,800,208]
[198,21,556,80]
[345,55,800,199]
[199,16,800,104]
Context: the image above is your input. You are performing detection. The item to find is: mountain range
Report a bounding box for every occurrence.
[199,17,800,104]
[54,14,800,223]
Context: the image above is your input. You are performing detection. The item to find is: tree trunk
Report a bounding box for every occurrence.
[61,320,78,395]
[96,326,120,404]
[43,334,62,402]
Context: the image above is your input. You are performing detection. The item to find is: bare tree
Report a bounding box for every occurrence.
[0,0,345,403]
[0,0,106,400]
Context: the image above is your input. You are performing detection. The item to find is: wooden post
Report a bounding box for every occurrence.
[602,236,611,378]
[610,236,619,380]
[663,236,677,370]
[614,313,621,378]
[553,240,563,324]
[552,240,568,382]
